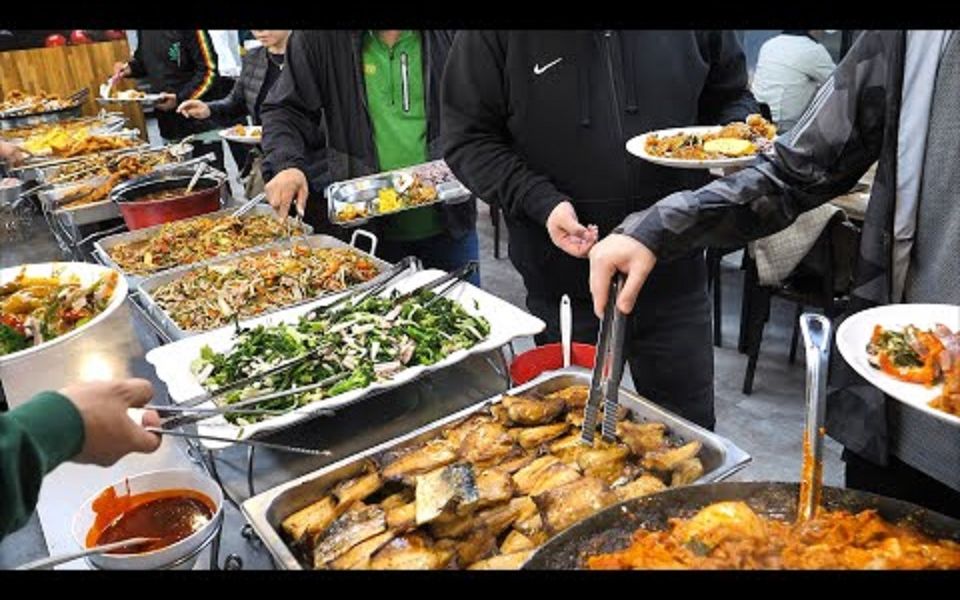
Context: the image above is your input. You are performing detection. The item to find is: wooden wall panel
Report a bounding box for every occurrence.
[0,40,147,139]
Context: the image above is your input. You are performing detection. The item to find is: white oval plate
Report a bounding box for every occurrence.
[836,303,960,426]
[0,262,128,365]
[626,125,766,170]
[218,126,262,145]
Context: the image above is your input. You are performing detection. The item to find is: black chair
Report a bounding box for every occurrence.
[706,246,746,347]
[739,213,861,394]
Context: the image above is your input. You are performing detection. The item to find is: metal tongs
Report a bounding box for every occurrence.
[230,191,266,218]
[797,313,832,523]
[581,274,628,445]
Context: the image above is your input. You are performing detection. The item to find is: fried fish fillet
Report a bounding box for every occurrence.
[576,443,630,485]
[617,421,667,456]
[501,394,565,426]
[382,439,458,482]
[454,529,498,566]
[514,512,543,537]
[476,468,516,508]
[328,530,395,570]
[467,549,535,570]
[670,457,704,487]
[514,422,570,450]
[613,474,666,502]
[313,504,386,567]
[281,495,337,546]
[428,510,476,539]
[544,384,590,410]
[534,476,616,534]
[415,463,479,524]
[642,440,702,472]
[333,469,383,506]
[512,455,582,497]
[379,490,414,511]
[500,530,536,554]
[385,502,417,531]
[444,414,493,447]
[369,533,453,570]
[489,403,511,425]
[549,434,591,465]
[475,496,535,537]
[458,421,517,466]
[496,452,538,474]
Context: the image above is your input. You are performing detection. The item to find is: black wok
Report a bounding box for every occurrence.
[523,481,960,569]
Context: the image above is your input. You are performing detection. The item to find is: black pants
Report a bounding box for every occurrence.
[843,449,960,520]
[526,254,715,430]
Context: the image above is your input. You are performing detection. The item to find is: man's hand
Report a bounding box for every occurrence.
[112,61,132,80]
[61,379,162,467]
[546,201,599,258]
[155,93,177,112]
[588,233,658,318]
[265,168,309,220]
[0,141,27,167]
[177,99,211,120]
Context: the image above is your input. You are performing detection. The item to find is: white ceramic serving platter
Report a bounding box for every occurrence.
[146,268,546,447]
[626,125,767,170]
[836,303,960,426]
[0,262,128,365]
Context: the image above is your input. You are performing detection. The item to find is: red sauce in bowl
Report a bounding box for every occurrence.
[85,483,217,554]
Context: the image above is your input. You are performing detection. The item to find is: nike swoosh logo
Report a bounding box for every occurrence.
[533,57,563,76]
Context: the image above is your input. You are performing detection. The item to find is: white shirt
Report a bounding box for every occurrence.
[208,30,241,78]
[751,34,836,131]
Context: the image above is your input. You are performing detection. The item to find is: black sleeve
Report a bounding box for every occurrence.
[619,31,891,261]
[696,31,760,125]
[441,31,568,226]
[260,30,327,181]
[175,30,219,103]
[127,31,147,78]
[207,73,247,125]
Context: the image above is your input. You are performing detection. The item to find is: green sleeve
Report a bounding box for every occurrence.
[0,391,85,539]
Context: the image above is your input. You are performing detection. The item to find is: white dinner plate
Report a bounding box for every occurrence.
[836,303,960,426]
[626,125,768,170]
[219,126,262,145]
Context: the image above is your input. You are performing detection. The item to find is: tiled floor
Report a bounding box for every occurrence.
[0,202,842,567]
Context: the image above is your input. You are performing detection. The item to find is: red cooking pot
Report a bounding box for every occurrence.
[110,173,224,230]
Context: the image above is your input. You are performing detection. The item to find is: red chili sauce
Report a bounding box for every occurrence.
[86,482,216,554]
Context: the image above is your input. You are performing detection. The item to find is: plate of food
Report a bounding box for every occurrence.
[145,268,546,446]
[0,262,127,363]
[328,160,470,226]
[219,124,262,145]
[836,303,960,425]
[98,83,165,105]
[626,114,777,170]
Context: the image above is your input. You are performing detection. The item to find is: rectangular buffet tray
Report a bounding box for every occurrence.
[326,159,471,227]
[240,367,752,569]
[134,233,393,341]
[92,205,314,288]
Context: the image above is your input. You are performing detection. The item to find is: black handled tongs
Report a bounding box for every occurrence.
[581,274,628,445]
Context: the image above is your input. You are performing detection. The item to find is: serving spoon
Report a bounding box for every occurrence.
[15,537,159,570]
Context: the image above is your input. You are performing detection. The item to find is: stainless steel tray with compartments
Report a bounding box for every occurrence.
[134,233,391,341]
[240,368,752,570]
[326,159,471,227]
[92,205,313,288]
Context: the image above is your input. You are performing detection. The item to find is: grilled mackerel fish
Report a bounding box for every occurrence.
[501,394,565,425]
[313,504,387,567]
[415,463,479,524]
[382,439,458,483]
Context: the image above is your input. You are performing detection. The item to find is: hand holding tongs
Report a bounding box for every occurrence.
[581,274,628,445]
[797,313,832,523]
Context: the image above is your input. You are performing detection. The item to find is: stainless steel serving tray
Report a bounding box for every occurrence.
[0,104,83,131]
[326,159,471,227]
[240,368,752,570]
[135,233,391,341]
[92,205,314,289]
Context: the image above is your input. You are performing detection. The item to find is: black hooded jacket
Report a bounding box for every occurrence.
[261,30,476,239]
[442,30,758,298]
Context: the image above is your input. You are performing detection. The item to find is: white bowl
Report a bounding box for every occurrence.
[71,469,224,570]
[0,262,128,365]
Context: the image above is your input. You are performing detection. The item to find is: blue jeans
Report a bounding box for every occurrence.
[377,229,481,287]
